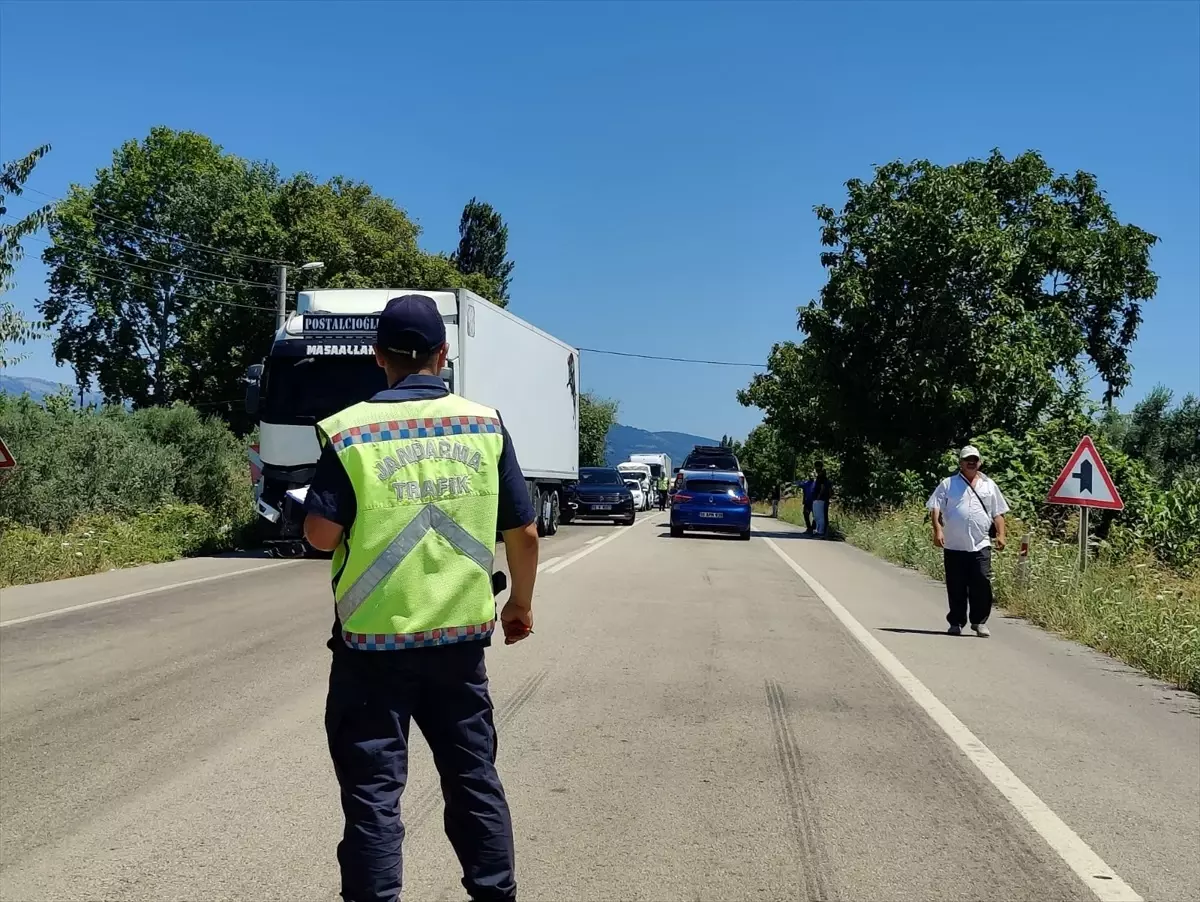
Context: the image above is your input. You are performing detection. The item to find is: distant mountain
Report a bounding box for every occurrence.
[605,423,718,469]
[0,375,104,406]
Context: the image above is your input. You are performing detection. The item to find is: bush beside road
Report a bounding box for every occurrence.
[0,392,256,587]
[777,499,1200,694]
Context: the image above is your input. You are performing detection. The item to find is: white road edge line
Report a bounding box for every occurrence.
[761,536,1143,902]
[545,517,653,575]
[536,556,563,573]
[0,561,299,629]
[584,535,607,546]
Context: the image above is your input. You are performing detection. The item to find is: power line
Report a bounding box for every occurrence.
[7,225,286,292]
[577,347,767,369]
[22,185,291,266]
[50,261,279,314]
[191,398,244,409]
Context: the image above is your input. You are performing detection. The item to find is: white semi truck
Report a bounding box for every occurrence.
[245,288,579,554]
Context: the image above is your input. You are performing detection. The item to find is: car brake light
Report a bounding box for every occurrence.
[674,493,693,503]
[733,492,749,504]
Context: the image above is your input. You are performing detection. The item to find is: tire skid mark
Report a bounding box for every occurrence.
[765,679,837,901]
[406,668,551,831]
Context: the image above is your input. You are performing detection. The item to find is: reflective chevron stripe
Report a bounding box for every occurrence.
[335,504,495,625]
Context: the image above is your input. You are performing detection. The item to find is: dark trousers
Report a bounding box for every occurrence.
[803,504,813,531]
[658,491,667,511]
[943,548,993,627]
[325,643,516,902]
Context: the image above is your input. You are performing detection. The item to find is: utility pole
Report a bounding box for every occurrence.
[276,264,288,331]
[155,289,171,404]
[277,262,325,330]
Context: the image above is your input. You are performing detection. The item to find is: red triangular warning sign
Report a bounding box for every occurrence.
[1046,435,1123,510]
[0,437,15,470]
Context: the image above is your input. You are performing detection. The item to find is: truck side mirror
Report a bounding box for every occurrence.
[245,364,264,416]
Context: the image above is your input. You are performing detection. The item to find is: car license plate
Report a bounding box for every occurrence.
[699,512,723,519]
[593,504,612,511]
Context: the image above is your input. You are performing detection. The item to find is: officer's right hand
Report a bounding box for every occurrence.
[500,600,533,645]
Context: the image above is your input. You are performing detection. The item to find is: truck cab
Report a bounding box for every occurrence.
[245,288,579,553]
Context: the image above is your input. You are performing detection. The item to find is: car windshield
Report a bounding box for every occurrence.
[263,355,388,424]
[580,468,624,485]
[686,479,741,495]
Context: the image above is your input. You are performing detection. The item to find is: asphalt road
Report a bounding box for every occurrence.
[1,514,1197,902]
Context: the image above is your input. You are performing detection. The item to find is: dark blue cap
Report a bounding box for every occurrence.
[377,294,446,356]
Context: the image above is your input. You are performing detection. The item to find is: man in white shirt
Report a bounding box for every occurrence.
[926,446,1009,637]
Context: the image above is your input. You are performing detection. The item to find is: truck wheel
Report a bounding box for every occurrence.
[544,489,560,536]
[534,487,547,537]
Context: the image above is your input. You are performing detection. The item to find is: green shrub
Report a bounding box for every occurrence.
[0,504,247,586]
[0,393,250,531]
[128,404,248,519]
[0,392,258,585]
[0,395,180,529]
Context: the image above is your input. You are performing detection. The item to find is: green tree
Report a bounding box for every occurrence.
[742,150,1158,493]
[731,423,794,500]
[271,175,500,302]
[1120,386,1200,485]
[450,197,514,306]
[579,392,618,467]
[39,128,283,410]
[39,129,498,427]
[1,144,52,368]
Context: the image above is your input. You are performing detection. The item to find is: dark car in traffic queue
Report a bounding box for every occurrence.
[563,467,637,526]
[674,445,746,492]
[670,470,751,540]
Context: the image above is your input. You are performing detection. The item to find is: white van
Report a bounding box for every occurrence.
[617,461,654,510]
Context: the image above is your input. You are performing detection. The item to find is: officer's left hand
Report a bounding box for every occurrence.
[500,600,533,644]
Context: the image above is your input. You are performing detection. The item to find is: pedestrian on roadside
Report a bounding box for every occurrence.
[799,473,816,533]
[770,482,782,518]
[303,295,539,902]
[812,465,833,537]
[926,445,1009,638]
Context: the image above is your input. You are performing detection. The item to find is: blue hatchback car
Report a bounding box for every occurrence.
[670,470,752,540]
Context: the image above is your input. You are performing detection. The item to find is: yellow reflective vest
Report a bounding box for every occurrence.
[318,394,504,650]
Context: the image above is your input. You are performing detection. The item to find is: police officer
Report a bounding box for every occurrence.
[303,294,539,902]
[657,472,669,511]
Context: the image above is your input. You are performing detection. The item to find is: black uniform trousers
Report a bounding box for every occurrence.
[943,547,994,628]
[325,641,516,902]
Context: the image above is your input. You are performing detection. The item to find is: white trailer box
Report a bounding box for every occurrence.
[453,291,578,483]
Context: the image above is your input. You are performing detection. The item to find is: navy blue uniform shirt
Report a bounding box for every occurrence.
[305,374,536,652]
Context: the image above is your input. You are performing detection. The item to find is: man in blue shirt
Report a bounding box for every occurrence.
[798,474,816,534]
[303,295,539,902]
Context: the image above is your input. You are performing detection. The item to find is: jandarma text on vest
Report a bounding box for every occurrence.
[374,439,484,481]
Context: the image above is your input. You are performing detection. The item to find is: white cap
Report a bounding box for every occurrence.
[959,445,982,460]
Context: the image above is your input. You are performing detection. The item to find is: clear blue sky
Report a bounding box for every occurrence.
[2,1,1197,440]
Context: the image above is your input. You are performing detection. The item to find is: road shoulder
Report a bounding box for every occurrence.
[755,516,1200,902]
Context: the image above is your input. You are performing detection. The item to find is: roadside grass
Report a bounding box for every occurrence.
[0,505,257,588]
[776,499,1200,694]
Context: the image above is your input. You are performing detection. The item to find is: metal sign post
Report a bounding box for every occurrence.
[1077,507,1089,573]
